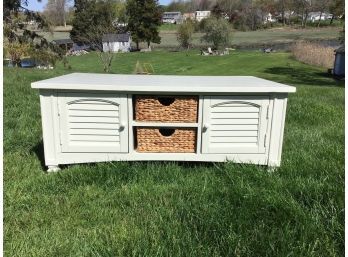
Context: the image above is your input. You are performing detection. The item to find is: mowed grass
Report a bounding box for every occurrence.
[155,27,341,49]
[4,50,344,256]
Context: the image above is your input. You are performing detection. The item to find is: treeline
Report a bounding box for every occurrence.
[164,0,344,30]
[70,0,162,64]
[42,0,344,31]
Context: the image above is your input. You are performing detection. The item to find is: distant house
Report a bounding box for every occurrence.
[183,12,195,20]
[275,10,295,21]
[21,19,37,25]
[102,33,131,53]
[263,13,276,24]
[333,45,344,77]
[162,12,183,24]
[72,43,90,52]
[307,12,333,22]
[112,19,128,28]
[195,11,211,22]
[52,39,74,51]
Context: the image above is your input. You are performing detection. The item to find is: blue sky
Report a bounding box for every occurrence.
[27,0,171,11]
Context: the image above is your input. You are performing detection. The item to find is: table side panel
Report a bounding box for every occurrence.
[39,89,60,166]
[267,94,288,167]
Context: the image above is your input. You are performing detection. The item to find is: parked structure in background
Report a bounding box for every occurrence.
[52,39,74,52]
[307,12,333,22]
[20,58,36,68]
[102,33,131,53]
[183,12,195,20]
[333,45,345,77]
[195,11,211,22]
[162,12,183,24]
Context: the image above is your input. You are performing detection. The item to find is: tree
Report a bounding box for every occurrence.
[43,0,71,26]
[211,3,225,18]
[4,0,66,67]
[65,6,75,25]
[215,0,241,23]
[255,0,276,25]
[333,0,345,44]
[126,0,162,49]
[313,0,330,27]
[177,20,195,49]
[71,0,115,46]
[241,0,261,31]
[4,0,48,42]
[202,17,232,49]
[329,0,344,24]
[214,0,272,30]
[4,41,30,66]
[278,0,286,25]
[294,0,313,28]
[114,1,128,25]
[165,0,191,13]
[70,0,118,72]
[274,0,296,26]
[191,0,216,11]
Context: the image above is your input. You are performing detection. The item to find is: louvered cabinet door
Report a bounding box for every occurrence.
[58,92,128,153]
[202,96,270,154]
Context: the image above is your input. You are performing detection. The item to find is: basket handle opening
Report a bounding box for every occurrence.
[157,97,175,106]
[159,128,175,137]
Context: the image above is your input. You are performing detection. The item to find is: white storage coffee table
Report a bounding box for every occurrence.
[31,73,296,172]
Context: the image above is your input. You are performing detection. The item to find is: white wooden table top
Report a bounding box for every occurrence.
[31,73,296,93]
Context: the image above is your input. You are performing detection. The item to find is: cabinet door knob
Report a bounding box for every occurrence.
[203,123,210,132]
[119,122,126,131]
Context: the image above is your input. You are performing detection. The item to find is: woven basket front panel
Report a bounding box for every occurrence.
[135,96,198,122]
[136,128,196,153]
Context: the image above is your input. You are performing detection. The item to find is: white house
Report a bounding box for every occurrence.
[195,11,211,22]
[307,12,333,22]
[263,13,276,24]
[162,12,183,24]
[102,33,131,53]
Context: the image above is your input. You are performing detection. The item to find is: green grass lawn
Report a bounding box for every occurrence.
[4,50,344,256]
[159,23,179,31]
[152,27,341,49]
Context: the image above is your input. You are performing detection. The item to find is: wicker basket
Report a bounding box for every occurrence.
[135,95,198,123]
[136,127,196,153]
